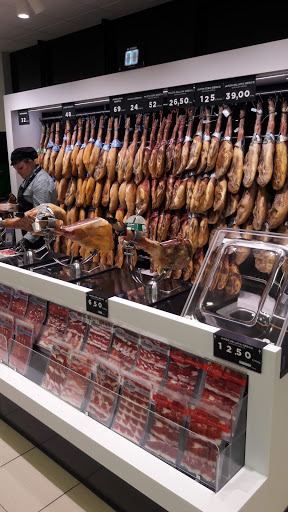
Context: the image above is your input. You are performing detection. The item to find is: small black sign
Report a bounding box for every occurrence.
[195,80,224,106]
[86,293,108,318]
[124,91,146,114]
[62,102,76,121]
[223,75,256,104]
[142,89,164,112]
[167,85,194,110]
[213,330,265,373]
[18,109,30,125]
[110,95,127,115]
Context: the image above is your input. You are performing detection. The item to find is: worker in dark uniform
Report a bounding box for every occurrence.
[11,146,57,250]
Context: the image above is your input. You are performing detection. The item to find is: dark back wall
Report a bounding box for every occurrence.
[10,2,287,94]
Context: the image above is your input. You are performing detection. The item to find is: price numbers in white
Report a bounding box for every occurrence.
[168,96,190,107]
[143,89,164,112]
[199,93,216,104]
[223,76,256,104]
[129,103,139,111]
[18,110,30,125]
[62,103,76,121]
[225,89,251,102]
[113,105,122,113]
[216,340,252,361]
[167,85,194,110]
[110,96,126,115]
[148,100,157,109]
[213,333,263,373]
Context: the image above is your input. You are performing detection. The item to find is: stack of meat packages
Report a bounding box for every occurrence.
[0,284,47,368]
[38,96,288,286]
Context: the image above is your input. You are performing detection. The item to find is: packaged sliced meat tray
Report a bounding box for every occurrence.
[132,335,169,384]
[9,318,34,375]
[41,342,71,397]
[63,311,89,351]
[0,334,8,363]
[82,317,113,356]
[0,285,12,311]
[61,352,93,410]
[86,354,121,427]
[0,311,14,360]
[112,369,153,445]
[25,295,47,337]
[10,289,28,318]
[38,303,69,352]
[108,326,139,370]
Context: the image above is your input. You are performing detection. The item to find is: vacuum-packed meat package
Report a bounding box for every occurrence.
[143,411,182,465]
[61,352,93,410]
[132,335,169,384]
[0,285,12,310]
[9,318,34,374]
[86,356,120,427]
[108,326,139,369]
[161,348,207,403]
[41,343,70,396]
[82,317,112,356]
[0,334,8,363]
[178,431,219,487]
[63,311,89,351]
[38,303,69,351]
[112,372,152,445]
[10,289,28,318]
[0,311,14,360]
[25,295,47,324]
[197,363,247,433]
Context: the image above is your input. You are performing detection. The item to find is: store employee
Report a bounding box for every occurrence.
[11,146,57,250]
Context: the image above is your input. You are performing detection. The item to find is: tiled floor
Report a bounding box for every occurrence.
[0,418,116,512]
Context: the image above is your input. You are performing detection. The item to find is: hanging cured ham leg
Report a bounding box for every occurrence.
[206,105,223,171]
[195,107,211,174]
[133,115,149,185]
[94,117,113,181]
[227,107,246,193]
[172,113,186,176]
[177,109,194,175]
[123,114,142,182]
[272,99,288,190]
[149,116,166,178]
[215,106,233,178]
[186,111,204,170]
[53,217,114,253]
[243,102,262,188]
[117,117,131,183]
[143,118,158,177]
[88,116,104,175]
[257,98,276,187]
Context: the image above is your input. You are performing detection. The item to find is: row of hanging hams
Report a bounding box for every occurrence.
[37,96,288,282]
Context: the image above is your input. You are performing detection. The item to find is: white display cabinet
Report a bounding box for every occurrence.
[2,38,288,512]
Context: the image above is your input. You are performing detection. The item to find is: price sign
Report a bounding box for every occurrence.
[167,85,194,109]
[195,80,224,106]
[213,330,265,373]
[18,109,30,125]
[223,75,256,103]
[124,92,146,114]
[62,102,76,121]
[142,89,164,112]
[86,293,108,318]
[110,95,126,115]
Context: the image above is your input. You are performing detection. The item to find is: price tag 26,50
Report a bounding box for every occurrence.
[167,85,194,110]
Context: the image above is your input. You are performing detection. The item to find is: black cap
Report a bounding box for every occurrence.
[11,147,38,166]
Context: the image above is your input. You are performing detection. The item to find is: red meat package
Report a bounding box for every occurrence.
[9,289,28,318]
[9,319,34,374]
[0,334,8,363]
[38,303,69,351]
[161,348,207,403]
[132,336,169,384]
[0,311,14,360]
[82,318,112,356]
[86,355,120,427]
[41,342,70,396]
[63,311,89,351]
[61,352,93,410]
[25,295,47,337]
[112,372,152,445]
[0,285,12,311]
[108,326,139,369]
[143,411,182,465]
[178,431,219,488]
[197,363,247,434]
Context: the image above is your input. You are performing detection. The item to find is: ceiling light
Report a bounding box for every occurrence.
[17,0,30,18]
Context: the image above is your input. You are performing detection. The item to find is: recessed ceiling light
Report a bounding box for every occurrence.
[17,0,30,18]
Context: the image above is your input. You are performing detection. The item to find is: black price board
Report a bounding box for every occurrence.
[213,330,265,373]
[18,109,30,125]
[124,92,146,114]
[86,293,108,318]
[62,102,76,121]
[142,89,164,112]
[195,80,224,107]
[167,85,194,110]
[223,75,256,104]
[110,95,126,115]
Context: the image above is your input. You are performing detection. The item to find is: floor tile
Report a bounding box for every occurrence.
[0,447,78,512]
[40,483,116,511]
[0,418,33,466]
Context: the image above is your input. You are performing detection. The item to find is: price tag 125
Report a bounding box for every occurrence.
[167,85,194,109]
[195,80,224,107]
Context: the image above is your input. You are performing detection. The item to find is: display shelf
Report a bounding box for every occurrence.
[0,262,288,511]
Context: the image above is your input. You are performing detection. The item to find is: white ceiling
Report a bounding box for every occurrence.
[0,0,170,53]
